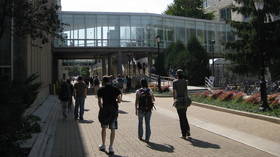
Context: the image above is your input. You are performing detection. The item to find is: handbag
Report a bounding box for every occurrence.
[174,96,192,108]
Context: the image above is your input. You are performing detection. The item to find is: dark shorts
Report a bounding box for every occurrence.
[101,119,118,130]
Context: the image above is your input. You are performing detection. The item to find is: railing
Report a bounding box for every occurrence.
[205,76,214,90]
[53,39,226,55]
[149,74,175,87]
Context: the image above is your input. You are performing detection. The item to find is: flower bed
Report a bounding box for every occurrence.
[191,90,280,118]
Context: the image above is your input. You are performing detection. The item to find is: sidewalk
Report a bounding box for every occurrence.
[46,93,280,157]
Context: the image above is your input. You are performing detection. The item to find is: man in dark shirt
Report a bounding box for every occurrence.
[74,76,87,120]
[97,76,121,155]
[173,69,190,139]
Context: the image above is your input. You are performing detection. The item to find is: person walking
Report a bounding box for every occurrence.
[58,79,71,119]
[97,76,121,155]
[66,79,74,113]
[135,79,155,143]
[116,74,124,100]
[93,75,100,95]
[74,76,87,120]
[172,69,191,139]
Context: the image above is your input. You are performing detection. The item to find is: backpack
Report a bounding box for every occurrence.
[138,88,155,112]
[93,78,100,86]
[117,78,124,88]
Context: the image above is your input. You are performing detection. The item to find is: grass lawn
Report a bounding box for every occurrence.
[190,95,280,118]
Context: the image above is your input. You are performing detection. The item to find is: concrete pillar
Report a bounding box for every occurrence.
[107,55,112,75]
[117,51,123,75]
[102,57,106,76]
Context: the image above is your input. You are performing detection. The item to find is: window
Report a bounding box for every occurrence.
[219,8,231,21]
[203,0,208,8]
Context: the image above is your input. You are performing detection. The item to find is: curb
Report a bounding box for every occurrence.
[154,94,172,97]
[192,102,280,125]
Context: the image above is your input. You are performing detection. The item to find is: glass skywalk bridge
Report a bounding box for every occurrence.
[54,11,234,54]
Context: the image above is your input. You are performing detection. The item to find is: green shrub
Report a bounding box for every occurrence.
[0,74,41,157]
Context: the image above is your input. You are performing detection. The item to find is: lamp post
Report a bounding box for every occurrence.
[254,0,270,111]
[156,35,162,93]
[210,40,215,77]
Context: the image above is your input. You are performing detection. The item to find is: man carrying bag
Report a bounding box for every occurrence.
[172,69,192,139]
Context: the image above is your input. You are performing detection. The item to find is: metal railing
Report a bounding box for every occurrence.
[205,76,214,90]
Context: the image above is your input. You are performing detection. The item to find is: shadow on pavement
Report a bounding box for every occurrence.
[79,120,94,124]
[104,151,127,157]
[146,142,175,153]
[118,110,128,114]
[121,100,131,103]
[84,109,90,112]
[186,137,220,149]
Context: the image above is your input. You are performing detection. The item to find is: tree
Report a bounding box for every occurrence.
[0,0,64,45]
[164,0,214,20]
[225,0,280,111]
[186,36,210,85]
[165,41,188,71]
[81,67,90,78]
[165,38,209,85]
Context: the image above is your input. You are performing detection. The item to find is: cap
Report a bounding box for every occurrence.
[176,69,183,75]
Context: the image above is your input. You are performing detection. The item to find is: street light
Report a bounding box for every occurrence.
[210,40,215,77]
[254,0,270,111]
[155,35,162,93]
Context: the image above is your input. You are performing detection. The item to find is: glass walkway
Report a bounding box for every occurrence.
[54,11,234,54]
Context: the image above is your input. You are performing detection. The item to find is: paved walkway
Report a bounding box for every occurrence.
[49,93,280,157]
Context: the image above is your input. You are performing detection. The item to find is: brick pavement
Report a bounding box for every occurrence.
[50,93,277,157]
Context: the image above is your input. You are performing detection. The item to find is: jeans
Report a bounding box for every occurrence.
[176,108,190,137]
[138,111,152,141]
[74,97,85,119]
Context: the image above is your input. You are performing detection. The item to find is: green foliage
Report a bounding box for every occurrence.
[0,0,65,45]
[226,0,280,76]
[164,0,214,20]
[165,38,210,85]
[80,67,90,77]
[186,37,210,85]
[165,41,188,71]
[0,73,42,157]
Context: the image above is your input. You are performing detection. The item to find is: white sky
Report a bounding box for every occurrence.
[61,0,174,14]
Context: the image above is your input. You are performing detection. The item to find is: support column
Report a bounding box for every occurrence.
[117,51,123,75]
[102,57,106,76]
[107,55,112,75]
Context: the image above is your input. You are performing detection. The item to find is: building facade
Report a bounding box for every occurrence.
[0,0,57,107]
[203,0,244,22]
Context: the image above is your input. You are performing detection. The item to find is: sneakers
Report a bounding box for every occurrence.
[108,146,114,155]
[99,144,114,154]
[98,144,105,152]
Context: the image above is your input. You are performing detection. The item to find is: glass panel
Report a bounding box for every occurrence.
[196,21,206,46]
[85,15,96,40]
[131,16,141,26]
[206,22,216,52]
[73,15,84,39]
[186,21,196,41]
